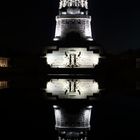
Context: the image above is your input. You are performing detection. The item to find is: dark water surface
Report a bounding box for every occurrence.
[0,73,137,139]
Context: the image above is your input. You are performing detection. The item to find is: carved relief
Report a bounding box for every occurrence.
[59,0,88,9]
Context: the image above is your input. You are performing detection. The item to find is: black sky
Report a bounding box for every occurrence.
[0,0,139,54]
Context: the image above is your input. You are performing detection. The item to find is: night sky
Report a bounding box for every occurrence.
[0,0,139,54]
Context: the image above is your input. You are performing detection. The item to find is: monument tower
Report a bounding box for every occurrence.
[45,0,101,69]
[54,0,93,41]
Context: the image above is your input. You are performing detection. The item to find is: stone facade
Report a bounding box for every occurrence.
[54,16,92,41]
[59,0,88,9]
[54,106,92,130]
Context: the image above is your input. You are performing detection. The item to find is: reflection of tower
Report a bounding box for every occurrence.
[53,105,92,140]
[54,0,93,41]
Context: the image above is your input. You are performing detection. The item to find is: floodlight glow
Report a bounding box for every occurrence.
[87,106,93,109]
[87,38,93,41]
[0,81,8,89]
[84,109,92,126]
[53,38,59,41]
[85,18,92,38]
[53,105,58,109]
[54,109,62,127]
[0,58,8,67]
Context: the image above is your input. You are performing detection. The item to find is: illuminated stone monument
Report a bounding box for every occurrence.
[45,0,101,69]
[54,0,92,41]
[45,0,100,139]
[46,48,100,68]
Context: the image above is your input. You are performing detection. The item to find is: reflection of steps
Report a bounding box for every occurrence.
[45,79,100,99]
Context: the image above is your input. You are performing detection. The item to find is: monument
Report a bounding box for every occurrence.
[44,0,101,139]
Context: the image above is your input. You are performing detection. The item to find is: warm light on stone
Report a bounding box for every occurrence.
[0,58,8,68]
[0,81,8,89]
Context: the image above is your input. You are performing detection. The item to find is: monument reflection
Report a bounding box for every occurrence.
[44,78,100,140]
[45,79,99,99]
